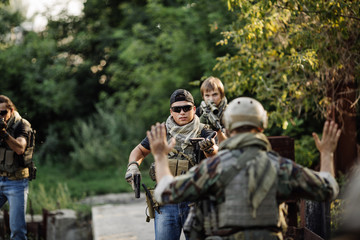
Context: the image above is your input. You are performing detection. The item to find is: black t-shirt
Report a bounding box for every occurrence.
[140,128,214,150]
[0,120,29,148]
[13,120,30,140]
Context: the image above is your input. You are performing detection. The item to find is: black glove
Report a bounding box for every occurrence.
[0,118,6,129]
[0,129,9,140]
[0,119,9,140]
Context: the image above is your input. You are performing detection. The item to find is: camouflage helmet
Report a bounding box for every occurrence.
[223,97,268,131]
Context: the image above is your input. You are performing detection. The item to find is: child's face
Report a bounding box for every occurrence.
[203,89,222,106]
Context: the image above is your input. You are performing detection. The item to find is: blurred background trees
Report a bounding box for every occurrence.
[0,0,359,202]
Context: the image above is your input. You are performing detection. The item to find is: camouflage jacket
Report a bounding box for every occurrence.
[155,132,338,207]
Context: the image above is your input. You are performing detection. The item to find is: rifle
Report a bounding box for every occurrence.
[200,101,222,131]
[0,118,5,129]
[134,174,141,198]
[190,131,216,164]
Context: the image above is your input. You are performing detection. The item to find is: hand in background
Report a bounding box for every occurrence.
[313,121,341,155]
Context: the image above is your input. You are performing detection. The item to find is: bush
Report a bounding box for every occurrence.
[69,106,144,172]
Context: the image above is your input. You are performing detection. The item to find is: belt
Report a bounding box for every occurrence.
[0,168,29,180]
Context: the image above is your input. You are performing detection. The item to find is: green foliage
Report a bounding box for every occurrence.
[294,135,319,168]
[27,162,154,214]
[105,0,235,126]
[218,0,360,128]
[69,106,143,171]
[0,6,23,45]
[28,182,82,214]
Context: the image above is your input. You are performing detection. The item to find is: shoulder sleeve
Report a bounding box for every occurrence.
[276,157,339,201]
[140,136,150,150]
[13,120,30,141]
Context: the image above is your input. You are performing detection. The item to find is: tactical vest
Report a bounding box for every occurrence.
[216,147,279,229]
[0,117,35,174]
[166,123,205,177]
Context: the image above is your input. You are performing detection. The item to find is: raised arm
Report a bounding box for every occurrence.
[312,120,341,177]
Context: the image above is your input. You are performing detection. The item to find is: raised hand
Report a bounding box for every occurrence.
[313,121,341,155]
[313,120,341,176]
[147,122,176,158]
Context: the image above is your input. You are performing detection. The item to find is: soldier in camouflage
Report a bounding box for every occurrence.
[148,97,341,240]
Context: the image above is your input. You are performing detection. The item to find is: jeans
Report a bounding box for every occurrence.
[0,177,29,240]
[155,201,190,240]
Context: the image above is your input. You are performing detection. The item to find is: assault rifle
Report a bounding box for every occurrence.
[200,101,222,131]
[134,173,141,198]
[0,118,7,142]
[0,118,6,130]
[190,131,216,164]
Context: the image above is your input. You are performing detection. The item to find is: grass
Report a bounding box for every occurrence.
[27,162,155,215]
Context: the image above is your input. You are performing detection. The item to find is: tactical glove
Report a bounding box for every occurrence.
[0,130,9,140]
[125,162,141,190]
[0,119,9,141]
[199,137,215,154]
[0,118,7,130]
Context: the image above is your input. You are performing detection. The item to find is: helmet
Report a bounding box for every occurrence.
[223,97,268,131]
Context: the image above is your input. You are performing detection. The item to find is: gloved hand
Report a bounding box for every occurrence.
[125,162,141,190]
[0,118,9,140]
[0,129,9,140]
[0,118,7,130]
[199,137,215,154]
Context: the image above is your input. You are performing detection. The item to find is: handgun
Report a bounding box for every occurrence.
[134,173,141,198]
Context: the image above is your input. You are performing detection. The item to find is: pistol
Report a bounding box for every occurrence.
[134,173,141,198]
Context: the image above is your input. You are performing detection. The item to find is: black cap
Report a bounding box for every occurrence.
[170,89,194,106]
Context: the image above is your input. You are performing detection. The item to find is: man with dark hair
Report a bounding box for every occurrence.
[0,95,35,240]
[125,89,218,240]
[148,97,340,240]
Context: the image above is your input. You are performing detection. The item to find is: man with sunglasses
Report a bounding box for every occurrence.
[125,89,218,240]
[0,95,33,240]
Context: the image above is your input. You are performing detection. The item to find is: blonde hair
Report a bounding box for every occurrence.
[200,76,225,99]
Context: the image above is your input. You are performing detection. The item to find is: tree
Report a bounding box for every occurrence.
[216,0,359,174]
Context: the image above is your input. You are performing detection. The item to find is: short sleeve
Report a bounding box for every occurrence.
[13,120,30,142]
[140,136,150,150]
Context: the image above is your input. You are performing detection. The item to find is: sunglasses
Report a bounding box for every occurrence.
[171,105,193,113]
[0,110,8,116]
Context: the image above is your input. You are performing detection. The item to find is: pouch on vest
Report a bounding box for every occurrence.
[23,128,35,166]
[5,150,14,169]
[168,159,189,176]
[177,159,189,175]
[0,148,5,163]
[144,188,161,222]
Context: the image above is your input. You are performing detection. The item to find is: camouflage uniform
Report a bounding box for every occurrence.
[154,132,339,240]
